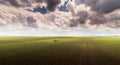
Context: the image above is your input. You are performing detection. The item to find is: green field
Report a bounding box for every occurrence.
[0,37,120,65]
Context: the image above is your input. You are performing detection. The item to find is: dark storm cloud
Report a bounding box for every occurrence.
[75,0,120,14]
[77,11,89,24]
[0,0,61,12]
[46,0,61,11]
[69,11,107,27]
[69,11,89,27]
[35,0,61,11]
[88,14,107,25]
[68,0,120,28]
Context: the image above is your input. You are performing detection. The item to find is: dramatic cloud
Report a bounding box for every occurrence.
[0,0,120,36]
[75,0,120,14]
[0,0,61,12]
[45,0,61,11]
[35,0,61,11]
[0,0,33,7]
[76,11,89,24]
[89,14,107,25]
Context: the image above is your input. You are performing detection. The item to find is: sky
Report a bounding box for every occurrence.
[0,0,120,36]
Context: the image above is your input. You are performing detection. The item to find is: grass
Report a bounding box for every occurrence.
[0,37,120,65]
